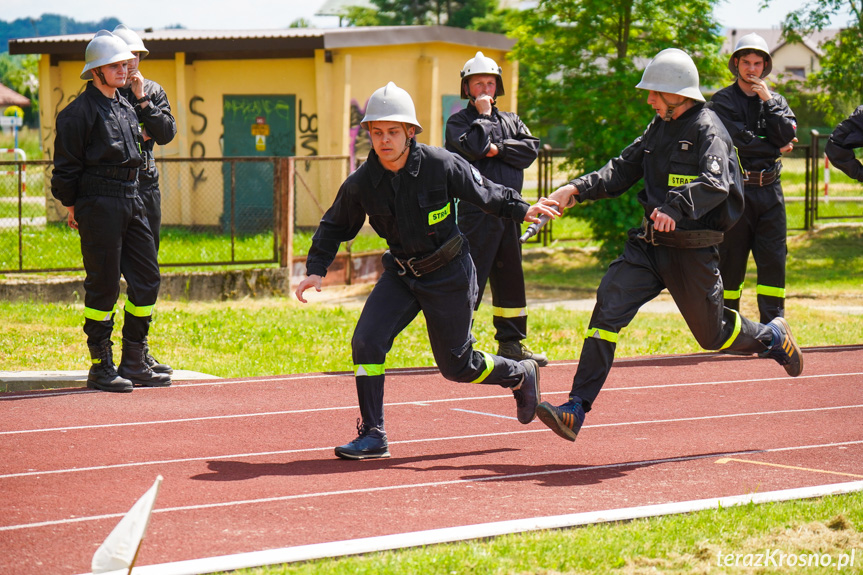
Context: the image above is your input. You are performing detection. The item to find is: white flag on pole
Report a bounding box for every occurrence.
[91,475,163,574]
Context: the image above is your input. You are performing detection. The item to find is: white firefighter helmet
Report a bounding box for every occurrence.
[112,24,149,59]
[360,82,423,134]
[635,48,705,103]
[459,51,505,99]
[728,33,773,77]
[80,30,135,80]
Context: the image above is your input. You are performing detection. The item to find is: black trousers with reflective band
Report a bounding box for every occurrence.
[719,180,787,323]
[77,194,160,345]
[458,201,527,342]
[570,229,772,412]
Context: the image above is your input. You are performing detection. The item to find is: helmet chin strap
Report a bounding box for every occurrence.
[658,93,686,122]
[93,68,107,85]
[392,124,413,163]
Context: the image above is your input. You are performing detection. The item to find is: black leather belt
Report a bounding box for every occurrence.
[638,219,723,249]
[86,165,138,182]
[391,234,464,277]
[743,163,780,187]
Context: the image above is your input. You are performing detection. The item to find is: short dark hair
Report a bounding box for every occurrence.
[734,49,769,63]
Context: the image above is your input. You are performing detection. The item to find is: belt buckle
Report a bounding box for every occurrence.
[405,257,421,277]
[395,257,421,277]
[637,221,657,246]
[757,170,765,186]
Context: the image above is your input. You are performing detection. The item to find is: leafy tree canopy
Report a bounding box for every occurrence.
[510,0,727,258]
[769,0,863,123]
[340,0,509,29]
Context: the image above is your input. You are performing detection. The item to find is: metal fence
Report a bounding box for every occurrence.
[0,155,352,274]
[527,139,862,246]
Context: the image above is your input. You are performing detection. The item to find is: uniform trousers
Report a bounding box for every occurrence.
[458,201,528,343]
[351,246,527,429]
[76,194,161,345]
[139,184,163,253]
[719,180,787,323]
[570,228,773,412]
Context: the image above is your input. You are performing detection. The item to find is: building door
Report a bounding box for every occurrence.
[222,95,296,233]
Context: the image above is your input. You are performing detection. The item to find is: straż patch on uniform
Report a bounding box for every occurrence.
[679,140,693,151]
[707,154,722,175]
[470,165,483,185]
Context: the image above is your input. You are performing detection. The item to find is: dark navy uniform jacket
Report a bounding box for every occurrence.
[569,103,744,233]
[444,104,539,192]
[709,82,797,173]
[306,140,530,277]
[825,105,863,182]
[52,82,143,207]
[120,79,176,191]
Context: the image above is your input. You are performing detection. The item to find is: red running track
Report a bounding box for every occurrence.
[1,345,862,575]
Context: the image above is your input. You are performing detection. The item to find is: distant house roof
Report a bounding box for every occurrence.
[8,26,516,63]
[0,83,30,107]
[722,28,839,58]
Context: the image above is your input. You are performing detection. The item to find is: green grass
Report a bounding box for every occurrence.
[216,492,863,574]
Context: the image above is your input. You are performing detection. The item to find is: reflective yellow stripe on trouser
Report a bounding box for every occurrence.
[492,306,527,319]
[84,305,117,322]
[756,284,786,298]
[718,309,742,351]
[586,327,619,343]
[724,282,744,301]
[470,351,495,384]
[124,301,155,317]
[355,364,385,377]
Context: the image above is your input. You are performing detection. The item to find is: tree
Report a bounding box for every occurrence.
[771,0,863,123]
[509,0,727,259]
[341,0,499,27]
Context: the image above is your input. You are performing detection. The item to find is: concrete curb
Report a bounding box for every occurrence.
[0,370,220,393]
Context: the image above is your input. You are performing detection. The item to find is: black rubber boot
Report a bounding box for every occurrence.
[87,340,133,393]
[118,339,172,387]
[143,338,173,375]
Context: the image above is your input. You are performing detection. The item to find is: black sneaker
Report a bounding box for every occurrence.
[498,341,549,367]
[536,398,585,442]
[512,359,540,424]
[761,317,803,377]
[334,419,390,460]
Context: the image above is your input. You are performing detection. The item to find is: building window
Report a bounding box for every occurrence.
[785,67,806,79]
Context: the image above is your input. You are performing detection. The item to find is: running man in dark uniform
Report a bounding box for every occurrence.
[295,83,560,459]
[533,48,803,443]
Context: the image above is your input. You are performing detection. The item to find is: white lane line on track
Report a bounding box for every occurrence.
[450,408,519,421]
[2,371,861,436]
[3,410,862,481]
[4,439,863,533]
[0,384,863,436]
[68,480,863,575]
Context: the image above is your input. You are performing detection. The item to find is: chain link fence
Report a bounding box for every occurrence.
[0,155,352,274]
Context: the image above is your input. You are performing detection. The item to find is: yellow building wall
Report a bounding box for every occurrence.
[37,40,517,228]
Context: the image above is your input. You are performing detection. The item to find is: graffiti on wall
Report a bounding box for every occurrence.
[298,99,317,156]
[188,95,208,190]
[349,98,370,170]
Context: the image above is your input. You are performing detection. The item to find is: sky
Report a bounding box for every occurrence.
[2,0,854,32]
